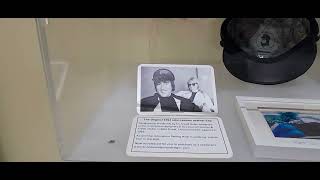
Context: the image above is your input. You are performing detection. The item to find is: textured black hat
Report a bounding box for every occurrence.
[220,18,319,85]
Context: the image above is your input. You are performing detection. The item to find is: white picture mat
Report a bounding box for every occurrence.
[236,96,320,149]
[126,115,232,158]
[137,64,218,116]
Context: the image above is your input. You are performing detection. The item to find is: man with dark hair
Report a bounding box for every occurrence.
[140,68,201,112]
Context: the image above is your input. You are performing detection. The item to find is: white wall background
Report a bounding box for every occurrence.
[0,19,61,161]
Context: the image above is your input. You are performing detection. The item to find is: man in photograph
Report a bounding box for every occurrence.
[175,77,215,112]
[140,69,201,112]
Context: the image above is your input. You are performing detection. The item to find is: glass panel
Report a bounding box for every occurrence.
[39,18,320,161]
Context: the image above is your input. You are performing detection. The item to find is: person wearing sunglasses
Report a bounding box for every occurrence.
[176,77,215,112]
[140,69,201,112]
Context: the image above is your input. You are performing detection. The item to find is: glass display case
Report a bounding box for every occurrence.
[36,18,320,161]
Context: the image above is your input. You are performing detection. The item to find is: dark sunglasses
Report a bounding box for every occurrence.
[188,83,198,87]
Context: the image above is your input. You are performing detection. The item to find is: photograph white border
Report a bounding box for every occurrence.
[235,96,320,161]
[137,64,218,116]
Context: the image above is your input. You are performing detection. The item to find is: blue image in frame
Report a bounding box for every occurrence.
[262,111,320,139]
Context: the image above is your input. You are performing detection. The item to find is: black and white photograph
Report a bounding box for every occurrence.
[137,64,218,115]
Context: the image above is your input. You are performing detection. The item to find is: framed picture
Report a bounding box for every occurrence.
[235,96,320,161]
[137,64,218,116]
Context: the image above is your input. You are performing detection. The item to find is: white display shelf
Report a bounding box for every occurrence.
[38,18,320,161]
[68,62,320,162]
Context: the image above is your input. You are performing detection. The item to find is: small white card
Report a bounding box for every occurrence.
[137,64,218,115]
[126,116,233,158]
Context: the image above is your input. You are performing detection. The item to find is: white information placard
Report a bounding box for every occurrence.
[126,116,233,158]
